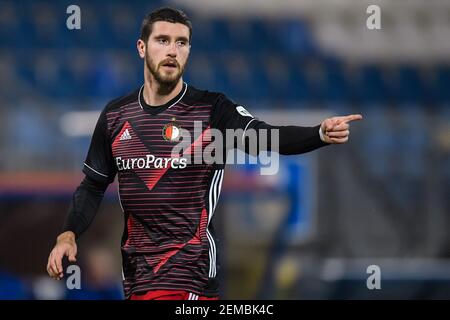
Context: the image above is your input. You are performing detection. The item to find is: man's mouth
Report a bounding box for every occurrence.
[161,61,178,69]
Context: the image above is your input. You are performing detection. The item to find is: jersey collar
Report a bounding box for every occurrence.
[138,82,188,115]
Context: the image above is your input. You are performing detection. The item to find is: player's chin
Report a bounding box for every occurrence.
[159,71,181,83]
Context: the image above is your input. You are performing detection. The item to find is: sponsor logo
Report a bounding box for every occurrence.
[115,154,187,170]
[119,128,132,141]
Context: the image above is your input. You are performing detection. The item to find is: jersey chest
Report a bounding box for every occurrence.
[110,104,212,171]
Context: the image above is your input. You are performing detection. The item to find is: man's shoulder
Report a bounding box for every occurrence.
[103,87,141,113]
[185,84,228,106]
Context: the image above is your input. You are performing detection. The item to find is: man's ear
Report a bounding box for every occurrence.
[137,39,146,59]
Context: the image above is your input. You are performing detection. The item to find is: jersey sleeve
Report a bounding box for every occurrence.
[62,174,109,239]
[82,108,117,184]
[210,93,329,156]
[210,94,257,149]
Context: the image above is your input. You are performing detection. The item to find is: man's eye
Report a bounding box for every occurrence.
[176,41,186,47]
[158,39,168,45]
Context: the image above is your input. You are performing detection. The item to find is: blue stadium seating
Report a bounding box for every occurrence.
[0,0,446,201]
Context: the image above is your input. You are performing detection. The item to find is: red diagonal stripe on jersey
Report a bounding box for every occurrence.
[112,122,167,191]
[143,125,211,191]
[112,121,131,149]
[182,126,211,156]
[152,208,207,273]
[152,243,185,274]
[113,122,211,191]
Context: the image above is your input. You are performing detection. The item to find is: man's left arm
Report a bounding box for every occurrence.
[211,94,363,156]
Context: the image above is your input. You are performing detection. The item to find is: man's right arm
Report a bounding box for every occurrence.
[63,106,117,237]
[46,175,110,280]
[47,106,116,280]
[62,174,109,238]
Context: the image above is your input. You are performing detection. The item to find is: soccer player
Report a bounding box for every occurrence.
[46,7,362,300]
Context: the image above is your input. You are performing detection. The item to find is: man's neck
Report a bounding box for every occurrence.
[142,76,184,107]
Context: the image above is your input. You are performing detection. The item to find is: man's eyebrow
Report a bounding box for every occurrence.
[176,36,189,42]
[153,34,189,42]
[154,34,169,39]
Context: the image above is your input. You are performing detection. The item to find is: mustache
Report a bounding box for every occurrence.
[158,58,180,69]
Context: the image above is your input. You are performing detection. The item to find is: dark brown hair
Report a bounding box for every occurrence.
[140,7,192,43]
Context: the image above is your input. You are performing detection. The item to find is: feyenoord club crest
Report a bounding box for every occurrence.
[162,118,181,142]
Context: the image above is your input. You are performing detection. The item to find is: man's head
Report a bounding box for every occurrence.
[137,7,192,91]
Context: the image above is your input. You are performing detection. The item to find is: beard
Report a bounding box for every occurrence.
[145,50,185,95]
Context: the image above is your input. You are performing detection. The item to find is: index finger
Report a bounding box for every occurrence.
[339,114,363,124]
[47,253,59,278]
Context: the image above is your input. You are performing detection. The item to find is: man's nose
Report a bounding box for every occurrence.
[167,43,177,57]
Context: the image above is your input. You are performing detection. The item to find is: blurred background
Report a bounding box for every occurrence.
[0,0,449,299]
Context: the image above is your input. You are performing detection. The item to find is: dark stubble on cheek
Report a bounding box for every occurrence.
[145,49,185,95]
